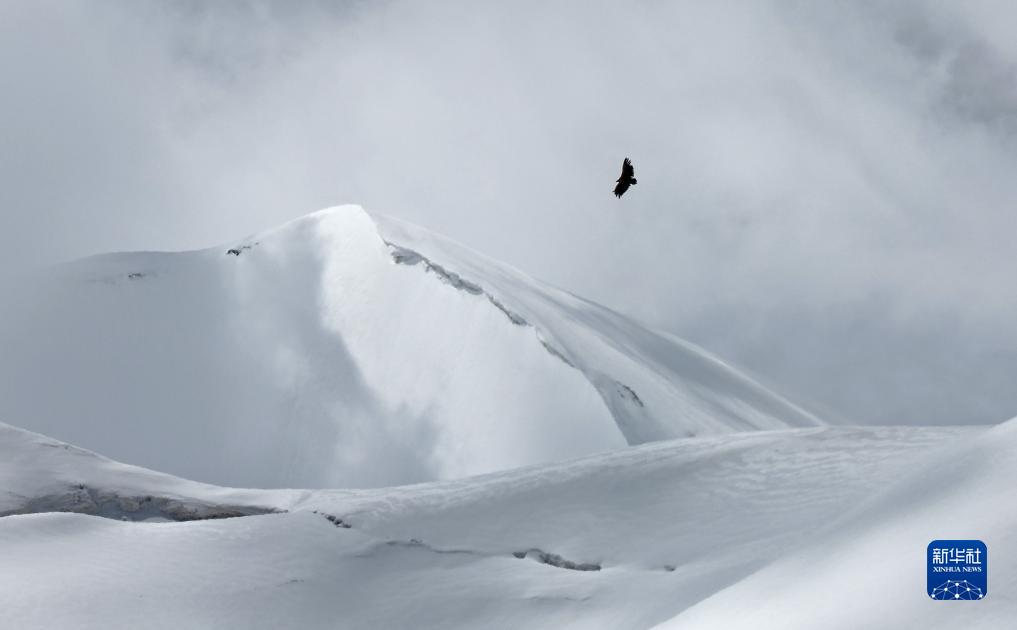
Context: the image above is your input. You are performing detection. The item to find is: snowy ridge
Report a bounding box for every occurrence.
[373,210,822,441]
[0,423,279,522]
[3,419,1012,629]
[0,205,819,489]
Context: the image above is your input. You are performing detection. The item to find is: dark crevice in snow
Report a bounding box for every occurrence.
[486,295,528,326]
[385,242,581,366]
[616,382,645,408]
[382,538,479,556]
[332,523,597,570]
[592,376,667,445]
[364,538,600,571]
[226,243,258,257]
[388,244,483,295]
[512,549,602,572]
[539,336,576,368]
[298,516,610,574]
[313,510,352,528]
[353,536,485,560]
[0,485,279,522]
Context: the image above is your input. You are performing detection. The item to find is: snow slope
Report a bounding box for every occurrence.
[4,420,1010,629]
[656,418,1017,630]
[0,205,819,488]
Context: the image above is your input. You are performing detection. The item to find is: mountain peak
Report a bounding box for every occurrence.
[0,206,820,489]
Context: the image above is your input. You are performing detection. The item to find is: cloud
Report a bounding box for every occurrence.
[2,0,1016,426]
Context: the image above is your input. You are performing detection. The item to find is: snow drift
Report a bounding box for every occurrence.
[0,205,819,488]
[656,417,1017,629]
[3,420,1010,629]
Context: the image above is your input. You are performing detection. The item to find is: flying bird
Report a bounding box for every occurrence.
[613,158,637,198]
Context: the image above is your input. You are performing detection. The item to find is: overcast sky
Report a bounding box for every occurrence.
[3,0,1017,426]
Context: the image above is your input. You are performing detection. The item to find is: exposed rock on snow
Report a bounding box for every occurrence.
[3,485,275,522]
[313,511,351,528]
[388,243,485,295]
[513,549,602,572]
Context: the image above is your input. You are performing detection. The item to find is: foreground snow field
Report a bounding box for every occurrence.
[0,206,818,489]
[3,420,1013,629]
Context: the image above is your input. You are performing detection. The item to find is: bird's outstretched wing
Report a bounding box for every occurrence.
[614,158,633,197]
[619,158,634,181]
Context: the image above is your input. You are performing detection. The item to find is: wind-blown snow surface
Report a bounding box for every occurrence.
[656,419,1017,630]
[0,205,818,488]
[2,420,1012,629]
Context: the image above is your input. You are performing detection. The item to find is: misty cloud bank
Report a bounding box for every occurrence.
[2,0,1016,426]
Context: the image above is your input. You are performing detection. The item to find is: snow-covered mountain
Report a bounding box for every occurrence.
[2,419,1012,629]
[1,206,1009,628]
[0,205,819,488]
